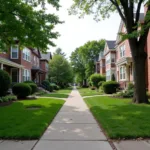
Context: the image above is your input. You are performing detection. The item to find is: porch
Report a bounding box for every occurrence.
[0,57,24,83]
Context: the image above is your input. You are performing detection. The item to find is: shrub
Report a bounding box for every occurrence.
[0,70,11,96]
[42,80,53,92]
[147,91,150,98]
[127,82,134,90]
[102,81,119,94]
[116,89,134,98]
[98,81,105,87]
[0,95,17,103]
[27,83,37,94]
[111,74,116,81]
[24,81,34,83]
[12,83,31,99]
[90,74,106,89]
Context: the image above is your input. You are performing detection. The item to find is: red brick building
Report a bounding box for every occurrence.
[0,45,51,85]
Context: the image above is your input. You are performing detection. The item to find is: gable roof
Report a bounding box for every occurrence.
[40,52,52,62]
[106,40,116,49]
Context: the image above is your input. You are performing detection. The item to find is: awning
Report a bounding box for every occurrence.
[31,66,46,74]
[0,57,24,68]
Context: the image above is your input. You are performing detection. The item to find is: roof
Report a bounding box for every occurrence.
[0,57,24,68]
[40,52,52,62]
[106,40,116,49]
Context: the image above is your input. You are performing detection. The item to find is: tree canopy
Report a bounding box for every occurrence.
[49,54,73,86]
[53,48,66,57]
[70,39,105,85]
[0,0,61,52]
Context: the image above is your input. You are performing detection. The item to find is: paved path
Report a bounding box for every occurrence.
[33,88,113,150]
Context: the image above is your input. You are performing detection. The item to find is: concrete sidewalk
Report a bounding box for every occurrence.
[33,88,113,150]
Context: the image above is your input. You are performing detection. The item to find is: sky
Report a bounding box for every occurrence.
[47,0,121,58]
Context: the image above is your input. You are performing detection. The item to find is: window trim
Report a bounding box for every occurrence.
[120,44,125,58]
[11,45,19,59]
[23,48,31,62]
[120,66,126,81]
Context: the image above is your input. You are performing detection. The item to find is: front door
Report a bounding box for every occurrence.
[11,68,19,83]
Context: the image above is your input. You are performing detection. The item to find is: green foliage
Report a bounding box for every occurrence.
[0,0,61,52]
[70,40,105,85]
[53,48,66,57]
[0,69,11,96]
[117,90,134,98]
[127,82,134,91]
[111,74,116,81]
[0,95,17,103]
[42,80,53,92]
[90,74,106,89]
[24,81,34,83]
[102,81,119,94]
[12,83,31,99]
[49,54,73,85]
[27,83,38,94]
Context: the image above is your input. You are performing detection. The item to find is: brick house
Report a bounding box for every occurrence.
[0,45,51,85]
[116,13,145,89]
[104,40,116,81]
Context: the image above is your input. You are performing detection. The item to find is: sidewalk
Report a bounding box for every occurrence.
[33,88,113,150]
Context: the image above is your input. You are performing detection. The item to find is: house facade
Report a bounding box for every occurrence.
[0,45,51,85]
[104,41,116,81]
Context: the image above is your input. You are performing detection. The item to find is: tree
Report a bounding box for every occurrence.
[0,0,61,52]
[53,48,66,57]
[70,48,86,86]
[49,54,73,87]
[79,40,105,78]
[70,0,150,103]
[90,74,105,90]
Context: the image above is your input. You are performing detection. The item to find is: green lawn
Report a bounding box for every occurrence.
[84,96,150,139]
[78,88,103,96]
[0,98,64,139]
[41,93,69,98]
[40,87,72,98]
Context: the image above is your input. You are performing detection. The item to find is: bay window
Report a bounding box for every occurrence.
[106,70,111,81]
[106,54,110,64]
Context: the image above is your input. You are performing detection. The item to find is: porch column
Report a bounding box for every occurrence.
[19,68,22,83]
[0,63,3,70]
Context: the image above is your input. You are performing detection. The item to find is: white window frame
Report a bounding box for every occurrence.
[11,45,19,59]
[120,66,126,80]
[23,69,30,82]
[111,53,116,63]
[120,44,125,58]
[106,70,111,81]
[23,48,31,62]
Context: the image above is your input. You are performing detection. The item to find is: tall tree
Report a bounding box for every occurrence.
[0,0,61,52]
[70,0,150,103]
[70,48,86,86]
[49,54,73,86]
[53,48,66,57]
[78,40,105,78]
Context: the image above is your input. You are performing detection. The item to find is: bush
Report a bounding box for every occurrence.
[42,80,53,92]
[0,95,17,103]
[12,83,31,99]
[98,81,105,87]
[0,70,11,96]
[24,81,34,83]
[127,82,134,90]
[27,83,37,94]
[90,87,96,90]
[116,89,134,98]
[90,74,106,89]
[102,81,119,94]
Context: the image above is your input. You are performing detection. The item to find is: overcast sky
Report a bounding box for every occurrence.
[47,0,121,58]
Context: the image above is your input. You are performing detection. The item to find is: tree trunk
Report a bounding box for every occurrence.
[132,57,148,103]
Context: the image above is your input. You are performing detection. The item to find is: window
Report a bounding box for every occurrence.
[23,69,30,81]
[120,45,125,58]
[11,68,18,83]
[106,54,110,64]
[37,58,39,67]
[120,66,126,80]
[111,54,116,63]
[23,48,31,62]
[11,45,19,59]
[106,70,111,81]
[46,63,49,70]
